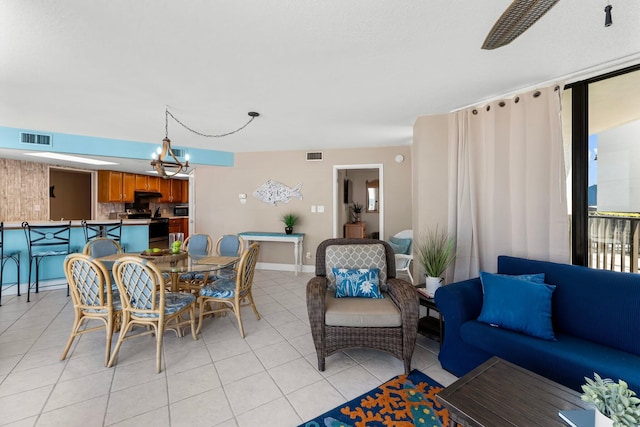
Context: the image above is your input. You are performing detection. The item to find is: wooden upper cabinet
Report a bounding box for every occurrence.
[170,179,183,203]
[159,178,172,202]
[147,176,160,192]
[122,173,135,202]
[181,180,189,203]
[98,171,135,202]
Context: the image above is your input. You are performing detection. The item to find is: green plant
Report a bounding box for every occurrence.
[581,373,640,426]
[415,226,456,278]
[281,213,299,228]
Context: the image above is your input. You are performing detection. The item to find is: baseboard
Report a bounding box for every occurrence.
[0,278,67,296]
[255,262,314,274]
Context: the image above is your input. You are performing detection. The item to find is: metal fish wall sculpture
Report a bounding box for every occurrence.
[253,180,303,206]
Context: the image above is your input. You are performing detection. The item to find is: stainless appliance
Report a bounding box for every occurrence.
[119,203,170,249]
[174,205,189,217]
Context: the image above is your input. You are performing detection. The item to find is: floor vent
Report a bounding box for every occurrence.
[20,132,52,146]
[306,152,323,161]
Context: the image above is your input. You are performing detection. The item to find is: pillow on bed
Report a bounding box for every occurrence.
[477,271,556,340]
[332,268,383,298]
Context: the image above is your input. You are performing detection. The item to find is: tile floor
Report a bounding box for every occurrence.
[0,270,457,427]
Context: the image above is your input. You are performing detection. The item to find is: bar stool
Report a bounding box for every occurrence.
[82,220,124,251]
[22,221,72,302]
[0,222,21,306]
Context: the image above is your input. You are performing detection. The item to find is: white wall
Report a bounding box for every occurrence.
[597,119,640,212]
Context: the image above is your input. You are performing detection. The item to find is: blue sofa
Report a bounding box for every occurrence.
[435,255,640,394]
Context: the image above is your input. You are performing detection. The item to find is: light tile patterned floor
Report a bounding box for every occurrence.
[0,270,457,427]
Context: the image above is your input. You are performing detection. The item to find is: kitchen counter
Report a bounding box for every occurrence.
[2,219,150,229]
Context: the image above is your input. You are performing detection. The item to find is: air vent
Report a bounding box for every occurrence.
[20,132,52,146]
[306,152,323,161]
[172,148,186,158]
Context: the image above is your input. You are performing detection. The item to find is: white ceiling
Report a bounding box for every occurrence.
[1,1,639,173]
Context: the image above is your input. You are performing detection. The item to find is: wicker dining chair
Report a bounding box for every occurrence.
[108,256,197,373]
[175,234,214,293]
[196,243,260,338]
[306,238,419,374]
[61,253,122,366]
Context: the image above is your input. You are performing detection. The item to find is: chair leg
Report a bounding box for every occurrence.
[0,260,4,306]
[246,292,261,320]
[234,301,245,338]
[108,315,132,368]
[196,298,206,335]
[155,323,163,373]
[105,316,114,366]
[60,310,83,361]
[189,304,197,340]
[27,257,33,302]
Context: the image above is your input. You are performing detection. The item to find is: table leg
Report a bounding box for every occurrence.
[294,241,300,276]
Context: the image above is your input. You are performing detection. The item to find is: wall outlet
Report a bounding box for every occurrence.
[311,205,316,213]
[305,252,312,259]
[317,205,325,213]
[34,205,40,211]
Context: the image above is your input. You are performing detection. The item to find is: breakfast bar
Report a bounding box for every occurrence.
[1,220,150,296]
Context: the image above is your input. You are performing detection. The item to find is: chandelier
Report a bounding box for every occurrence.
[151,108,260,178]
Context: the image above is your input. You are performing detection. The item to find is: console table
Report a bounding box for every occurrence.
[238,232,304,275]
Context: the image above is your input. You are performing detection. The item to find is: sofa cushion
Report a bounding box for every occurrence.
[498,255,640,355]
[388,236,411,255]
[325,244,388,291]
[478,271,556,340]
[325,291,401,327]
[333,268,383,298]
[461,320,640,394]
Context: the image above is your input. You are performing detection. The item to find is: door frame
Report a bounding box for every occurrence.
[333,164,384,239]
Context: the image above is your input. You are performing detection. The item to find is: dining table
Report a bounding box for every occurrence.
[95,252,239,292]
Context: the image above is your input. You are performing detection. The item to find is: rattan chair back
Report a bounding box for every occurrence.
[61,253,120,365]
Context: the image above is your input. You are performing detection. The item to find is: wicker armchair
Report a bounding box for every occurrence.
[307,238,419,374]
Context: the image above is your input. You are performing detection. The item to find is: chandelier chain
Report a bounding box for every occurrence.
[165,108,256,139]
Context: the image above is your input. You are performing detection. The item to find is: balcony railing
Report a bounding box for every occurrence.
[589,213,640,272]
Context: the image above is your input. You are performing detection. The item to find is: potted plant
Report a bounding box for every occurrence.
[351,202,363,223]
[415,226,456,297]
[281,213,299,234]
[581,373,640,427]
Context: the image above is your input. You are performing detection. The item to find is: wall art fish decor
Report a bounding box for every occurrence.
[253,180,303,206]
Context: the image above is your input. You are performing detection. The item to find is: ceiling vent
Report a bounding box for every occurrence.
[20,132,52,146]
[172,148,186,158]
[306,152,323,161]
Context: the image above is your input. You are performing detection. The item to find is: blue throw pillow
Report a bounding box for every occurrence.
[388,236,411,255]
[496,272,545,283]
[478,271,556,340]
[333,268,383,298]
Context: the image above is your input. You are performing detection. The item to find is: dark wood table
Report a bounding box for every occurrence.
[416,285,443,346]
[436,357,591,426]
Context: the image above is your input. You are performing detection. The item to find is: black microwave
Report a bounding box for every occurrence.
[174,205,189,216]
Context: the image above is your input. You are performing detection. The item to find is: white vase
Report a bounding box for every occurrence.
[425,276,443,298]
[594,409,613,427]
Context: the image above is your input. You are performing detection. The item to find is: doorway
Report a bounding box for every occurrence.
[49,168,92,220]
[333,164,384,239]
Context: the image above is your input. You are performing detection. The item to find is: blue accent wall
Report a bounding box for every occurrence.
[0,126,234,167]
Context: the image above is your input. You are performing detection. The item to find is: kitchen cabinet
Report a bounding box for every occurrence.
[159,178,186,203]
[181,180,189,203]
[169,217,189,239]
[98,171,135,202]
[135,175,160,191]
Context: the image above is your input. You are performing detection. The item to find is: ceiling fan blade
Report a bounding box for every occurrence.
[482,0,559,50]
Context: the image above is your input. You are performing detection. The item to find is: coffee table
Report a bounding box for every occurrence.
[436,356,591,426]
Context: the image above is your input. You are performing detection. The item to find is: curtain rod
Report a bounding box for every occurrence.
[450,52,640,113]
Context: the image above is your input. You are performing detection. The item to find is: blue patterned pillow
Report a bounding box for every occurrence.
[332,268,383,298]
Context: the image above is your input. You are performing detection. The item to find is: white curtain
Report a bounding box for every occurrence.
[448,85,570,281]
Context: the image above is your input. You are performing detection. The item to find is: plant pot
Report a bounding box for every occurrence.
[285,227,293,235]
[595,410,613,427]
[425,276,443,297]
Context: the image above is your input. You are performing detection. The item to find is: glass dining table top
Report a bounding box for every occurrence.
[95,252,239,292]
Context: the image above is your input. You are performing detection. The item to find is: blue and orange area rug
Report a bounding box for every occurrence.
[299,370,454,427]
